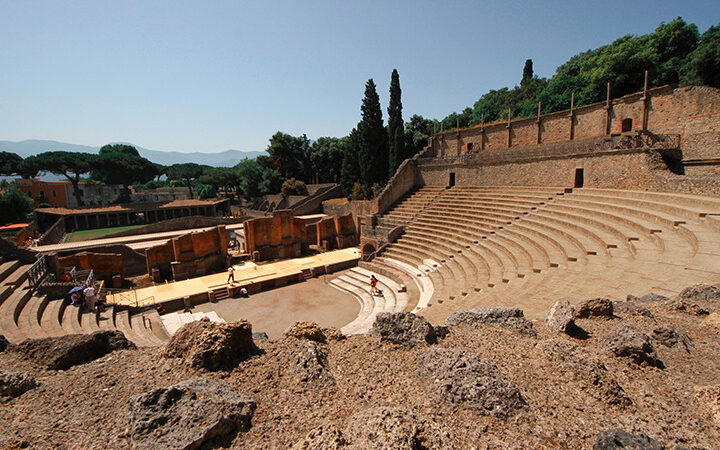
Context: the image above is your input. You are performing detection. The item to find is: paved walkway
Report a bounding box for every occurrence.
[35,223,244,253]
[106,247,361,308]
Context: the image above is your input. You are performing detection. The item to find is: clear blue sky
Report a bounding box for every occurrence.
[1,0,719,153]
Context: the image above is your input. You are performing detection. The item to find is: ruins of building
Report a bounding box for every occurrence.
[145,225,228,281]
[243,210,357,261]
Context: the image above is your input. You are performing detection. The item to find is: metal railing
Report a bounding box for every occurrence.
[27,255,48,290]
[103,287,155,308]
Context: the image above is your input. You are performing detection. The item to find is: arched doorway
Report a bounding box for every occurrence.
[362,243,376,258]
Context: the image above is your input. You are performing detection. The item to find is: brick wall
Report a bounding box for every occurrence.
[145,225,227,280]
[58,252,124,282]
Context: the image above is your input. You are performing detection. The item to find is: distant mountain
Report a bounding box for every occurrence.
[0,140,265,167]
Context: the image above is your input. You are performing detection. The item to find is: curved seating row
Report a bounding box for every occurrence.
[0,261,170,347]
[370,185,720,323]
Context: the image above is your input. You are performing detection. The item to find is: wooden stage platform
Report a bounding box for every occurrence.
[106,248,361,308]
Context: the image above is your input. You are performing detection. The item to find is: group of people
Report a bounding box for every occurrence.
[69,284,105,313]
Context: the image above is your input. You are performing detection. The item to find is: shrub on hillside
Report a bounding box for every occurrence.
[281,178,309,197]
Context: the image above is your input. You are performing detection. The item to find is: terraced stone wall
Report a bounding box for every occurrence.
[58,252,124,282]
[430,85,720,161]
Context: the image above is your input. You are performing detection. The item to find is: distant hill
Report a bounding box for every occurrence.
[0,140,266,167]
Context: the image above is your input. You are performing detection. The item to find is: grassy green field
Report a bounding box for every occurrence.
[63,225,146,243]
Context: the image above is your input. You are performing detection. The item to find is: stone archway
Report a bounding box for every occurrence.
[362,243,376,258]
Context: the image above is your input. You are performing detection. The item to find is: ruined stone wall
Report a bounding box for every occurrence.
[431,86,720,159]
[314,214,357,250]
[58,252,124,282]
[243,211,306,261]
[146,226,227,280]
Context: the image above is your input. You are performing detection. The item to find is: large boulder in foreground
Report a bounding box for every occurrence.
[0,370,37,399]
[652,325,694,353]
[161,319,257,371]
[284,321,326,343]
[129,378,256,450]
[602,324,661,367]
[12,330,134,370]
[345,407,444,449]
[592,428,663,449]
[417,347,526,418]
[447,306,535,336]
[576,297,614,318]
[371,312,439,346]
[545,300,576,334]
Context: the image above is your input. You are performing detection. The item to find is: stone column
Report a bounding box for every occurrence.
[641,70,649,131]
[536,102,542,144]
[569,92,575,140]
[479,114,485,150]
[506,108,512,148]
[604,82,612,134]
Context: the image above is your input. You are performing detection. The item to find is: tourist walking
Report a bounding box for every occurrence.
[370,275,380,296]
[227,265,235,284]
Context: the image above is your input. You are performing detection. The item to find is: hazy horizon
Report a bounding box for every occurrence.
[2,0,719,153]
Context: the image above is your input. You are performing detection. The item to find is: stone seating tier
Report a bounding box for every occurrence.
[371,185,720,324]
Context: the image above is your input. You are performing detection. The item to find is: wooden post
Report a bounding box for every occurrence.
[480,113,485,150]
[569,92,575,140]
[456,117,461,154]
[605,82,612,135]
[536,101,542,144]
[507,107,512,148]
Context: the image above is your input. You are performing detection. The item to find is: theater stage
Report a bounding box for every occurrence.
[106,247,361,308]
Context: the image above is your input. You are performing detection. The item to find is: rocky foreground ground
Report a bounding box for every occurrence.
[2,285,720,449]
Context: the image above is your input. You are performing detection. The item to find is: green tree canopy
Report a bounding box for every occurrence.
[308,136,347,184]
[0,184,34,225]
[340,128,361,196]
[682,22,720,87]
[0,152,23,176]
[266,132,311,181]
[166,163,206,199]
[91,144,158,200]
[35,151,96,206]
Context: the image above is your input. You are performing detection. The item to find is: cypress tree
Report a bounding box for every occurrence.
[357,79,389,196]
[522,59,533,86]
[387,69,405,178]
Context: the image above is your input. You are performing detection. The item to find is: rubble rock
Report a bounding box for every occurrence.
[678,284,720,302]
[577,297,614,318]
[613,301,654,318]
[291,424,346,449]
[592,428,663,449]
[321,327,346,342]
[160,319,257,371]
[252,332,269,341]
[652,325,694,353]
[129,378,256,450]
[627,293,669,303]
[345,407,444,449]
[371,312,438,346]
[417,347,526,418]
[695,384,720,427]
[702,312,720,330]
[602,324,661,367]
[541,339,631,407]
[0,370,38,398]
[290,340,335,386]
[447,306,536,336]
[545,300,576,334]
[13,331,134,370]
[285,321,326,343]
[0,335,8,352]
